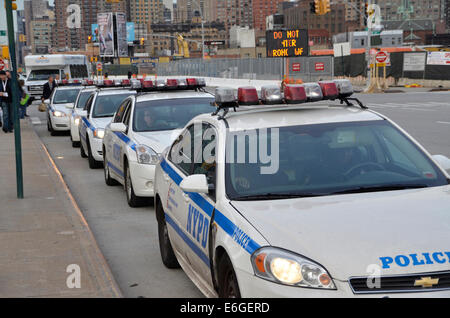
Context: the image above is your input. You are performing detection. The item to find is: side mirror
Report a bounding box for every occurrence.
[79,110,87,117]
[433,155,450,174]
[180,174,209,194]
[110,122,127,133]
[65,103,75,109]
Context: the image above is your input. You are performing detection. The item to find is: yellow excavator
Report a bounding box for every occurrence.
[175,34,190,58]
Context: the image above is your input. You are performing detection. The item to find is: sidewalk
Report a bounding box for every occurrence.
[0,120,121,297]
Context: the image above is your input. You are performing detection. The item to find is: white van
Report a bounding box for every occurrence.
[24,55,90,97]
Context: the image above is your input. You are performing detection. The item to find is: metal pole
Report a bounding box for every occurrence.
[365,0,372,90]
[5,2,24,199]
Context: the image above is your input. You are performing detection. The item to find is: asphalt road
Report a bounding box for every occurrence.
[28,91,450,298]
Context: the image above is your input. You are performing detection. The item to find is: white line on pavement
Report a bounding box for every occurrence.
[30,117,42,125]
[437,121,450,125]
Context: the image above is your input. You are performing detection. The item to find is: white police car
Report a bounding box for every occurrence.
[46,85,83,136]
[69,86,96,147]
[103,78,214,207]
[154,80,450,298]
[79,80,136,169]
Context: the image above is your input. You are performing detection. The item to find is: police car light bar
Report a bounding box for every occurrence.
[131,77,207,93]
[261,85,283,104]
[303,83,324,102]
[284,84,307,104]
[333,79,354,98]
[238,87,259,105]
[318,81,339,100]
[56,79,83,86]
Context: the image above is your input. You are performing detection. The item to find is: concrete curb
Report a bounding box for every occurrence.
[32,122,123,298]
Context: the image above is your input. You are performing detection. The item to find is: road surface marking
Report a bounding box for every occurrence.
[30,117,42,125]
[437,121,450,125]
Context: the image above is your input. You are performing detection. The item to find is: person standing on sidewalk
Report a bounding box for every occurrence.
[0,71,13,133]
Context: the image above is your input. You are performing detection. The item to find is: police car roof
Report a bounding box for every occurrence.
[135,90,213,103]
[199,104,384,130]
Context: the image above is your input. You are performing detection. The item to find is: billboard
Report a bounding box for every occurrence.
[266,29,309,58]
[98,13,115,57]
[427,52,450,65]
[116,13,128,57]
[92,22,135,43]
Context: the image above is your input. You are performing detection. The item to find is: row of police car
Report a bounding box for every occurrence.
[44,77,450,298]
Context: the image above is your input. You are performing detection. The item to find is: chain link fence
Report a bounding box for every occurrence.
[156,57,334,82]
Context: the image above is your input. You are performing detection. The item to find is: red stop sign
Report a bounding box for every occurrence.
[376,52,388,63]
[0,58,5,71]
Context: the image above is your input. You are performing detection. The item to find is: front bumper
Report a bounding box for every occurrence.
[129,161,156,197]
[236,269,450,298]
[50,115,70,131]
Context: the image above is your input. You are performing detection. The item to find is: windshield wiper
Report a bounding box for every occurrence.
[231,193,324,201]
[331,184,429,195]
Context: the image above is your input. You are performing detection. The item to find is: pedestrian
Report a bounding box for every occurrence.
[41,75,57,102]
[18,80,31,119]
[0,70,13,133]
[104,72,109,79]
[127,71,132,80]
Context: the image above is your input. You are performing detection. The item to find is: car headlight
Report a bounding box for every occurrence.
[94,128,105,139]
[74,116,81,126]
[53,110,66,117]
[251,247,336,289]
[136,145,159,165]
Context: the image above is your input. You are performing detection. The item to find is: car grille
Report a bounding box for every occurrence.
[29,86,43,94]
[349,271,450,294]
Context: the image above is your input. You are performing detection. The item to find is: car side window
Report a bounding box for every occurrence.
[192,123,217,198]
[114,99,129,123]
[169,125,196,176]
[84,95,94,114]
[123,101,132,126]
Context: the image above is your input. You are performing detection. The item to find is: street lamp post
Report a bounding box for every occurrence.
[5,0,24,199]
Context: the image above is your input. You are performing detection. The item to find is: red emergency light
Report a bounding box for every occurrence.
[186,78,198,87]
[142,80,154,89]
[103,80,114,87]
[284,84,307,104]
[238,87,259,105]
[166,79,179,88]
[318,81,339,100]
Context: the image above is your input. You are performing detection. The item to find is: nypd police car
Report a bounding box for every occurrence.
[69,83,96,147]
[102,78,214,207]
[153,80,450,297]
[46,84,83,136]
[79,80,136,169]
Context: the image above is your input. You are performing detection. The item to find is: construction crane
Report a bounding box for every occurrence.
[175,34,190,58]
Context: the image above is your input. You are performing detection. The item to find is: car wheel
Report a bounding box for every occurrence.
[104,153,119,186]
[47,118,51,132]
[87,142,102,169]
[71,135,80,148]
[80,142,87,158]
[218,254,241,298]
[124,162,146,207]
[157,205,180,269]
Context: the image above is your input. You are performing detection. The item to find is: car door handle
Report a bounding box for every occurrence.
[182,193,190,203]
[164,173,170,181]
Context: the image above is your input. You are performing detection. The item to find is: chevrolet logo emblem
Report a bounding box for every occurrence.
[414,277,439,288]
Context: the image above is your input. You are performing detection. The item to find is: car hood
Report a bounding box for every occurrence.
[25,80,47,86]
[52,104,73,113]
[231,186,450,280]
[133,129,183,154]
[91,117,113,129]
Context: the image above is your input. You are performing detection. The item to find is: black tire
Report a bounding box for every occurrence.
[104,152,119,186]
[124,162,145,207]
[157,205,180,269]
[218,254,241,298]
[87,141,102,169]
[80,142,88,158]
[71,136,80,148]
[47,118,51,132]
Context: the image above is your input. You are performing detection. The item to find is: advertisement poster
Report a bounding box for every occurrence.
[116,13,128,57]
[98,13,115,57]
[403,53,426,71]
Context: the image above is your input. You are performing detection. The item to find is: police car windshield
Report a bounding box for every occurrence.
[53,88,81,104]
[225,120,448,201]
[28,70,59,81]
[133,97,214,132]
[76,91,93,108]
[93,93,133,118]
